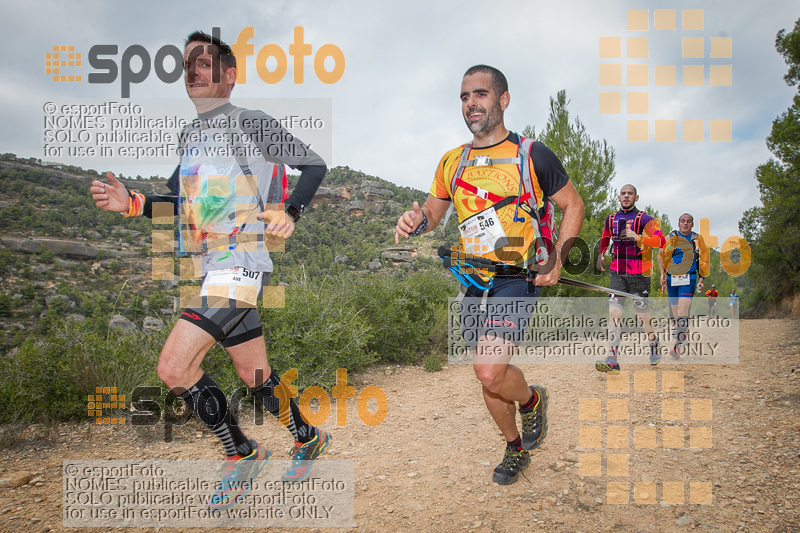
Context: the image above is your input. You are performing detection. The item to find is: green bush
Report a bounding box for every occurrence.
[0,324,165,423]
[0,294,12,317]
[346,269,455,363]
[0,263,459,423]
[422,347,444,372]
[38,245,55,264]
[261,274,376,389]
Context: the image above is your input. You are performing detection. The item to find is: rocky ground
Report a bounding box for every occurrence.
[1,318,799,533]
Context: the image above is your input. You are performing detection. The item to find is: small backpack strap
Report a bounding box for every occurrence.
[449,142,473,197]
[634,210,645,235]
[441,143,473,233]
[517,135,538,209]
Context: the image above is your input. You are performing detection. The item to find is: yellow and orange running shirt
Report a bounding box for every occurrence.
[430,133,568,266]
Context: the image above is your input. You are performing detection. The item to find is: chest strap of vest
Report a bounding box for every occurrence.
[613,251,644,260]
[454,177,532,206]
[610,211,647,260]
[462,155,521,167]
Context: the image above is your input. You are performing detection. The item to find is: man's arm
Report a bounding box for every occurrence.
[639,218,666,249]
[696,233,710,278]
[140,166,180,218]
[258,162,326,240]
[394,195,451,244]
[596,219,611,272]
[90,172,129,213]
[536,180,584,286]
[90,171,178,217]
[236,109,326,237]
[239,109,327,213]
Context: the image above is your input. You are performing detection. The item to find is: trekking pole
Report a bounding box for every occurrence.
[437,246,644,301]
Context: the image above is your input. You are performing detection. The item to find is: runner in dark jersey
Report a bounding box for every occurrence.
[90,31,329,509]
[595,184,666,371]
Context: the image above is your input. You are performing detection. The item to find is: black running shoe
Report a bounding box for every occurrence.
[520,385,548,451]
[492,446,531,485]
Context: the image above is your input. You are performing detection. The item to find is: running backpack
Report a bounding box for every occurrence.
[667,229,700,274]
[226,107,289,208]
[441,134,557,266]
[607,210,646,261]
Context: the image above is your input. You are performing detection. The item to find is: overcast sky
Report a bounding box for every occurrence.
[1,0,797,243]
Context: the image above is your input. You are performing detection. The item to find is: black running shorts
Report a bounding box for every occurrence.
[608,270,650,312]
[460,277,540,349]
[178,269,271,348]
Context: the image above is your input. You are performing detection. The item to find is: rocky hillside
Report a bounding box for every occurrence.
[0,156,454,353]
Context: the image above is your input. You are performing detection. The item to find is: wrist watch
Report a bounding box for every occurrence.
[285,203,302,222]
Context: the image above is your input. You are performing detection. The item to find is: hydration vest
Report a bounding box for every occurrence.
[666,229,701,275]
[441,134,557,266]
[607,209,646,261]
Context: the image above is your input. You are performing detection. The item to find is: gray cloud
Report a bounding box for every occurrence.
[1,0,797,244]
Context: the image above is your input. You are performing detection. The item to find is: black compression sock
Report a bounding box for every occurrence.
[251,370,317,444]
[179,374,252,458]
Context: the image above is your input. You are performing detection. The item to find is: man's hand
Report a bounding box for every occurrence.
[257,209,295,239]
[660,274,667,293]
[619,228,638,241]
[595,254,605,272]
[534,262,561,287]
[697,278,704,292]
[394,201,424,244]
[90,171,129,212]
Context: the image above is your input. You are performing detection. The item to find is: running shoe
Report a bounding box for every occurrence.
[520,385,548,451]
[282,430,332,482]
[595,356,621,373]
[671,342,686,360]
[209,440,270,510]
[649,342,662,366]
[492,446,531,485]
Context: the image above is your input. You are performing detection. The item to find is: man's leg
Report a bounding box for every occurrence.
[157,319,255,458]
[635,310,657,340]
[473,336,530,442]
[669,280,695,357]
[157,318,216,390]
[472,335,547,485]
[635,309,661,365]
[597,304,623,372]
[224,321,330,483]
[672,297,693,353]
[158,318,268,510]
[225,334,318,444]
[462,278,545,485]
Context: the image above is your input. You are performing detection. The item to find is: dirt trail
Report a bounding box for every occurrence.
[1,318,799,533]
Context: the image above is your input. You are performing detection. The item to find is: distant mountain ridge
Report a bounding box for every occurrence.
[0,154,451,351]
